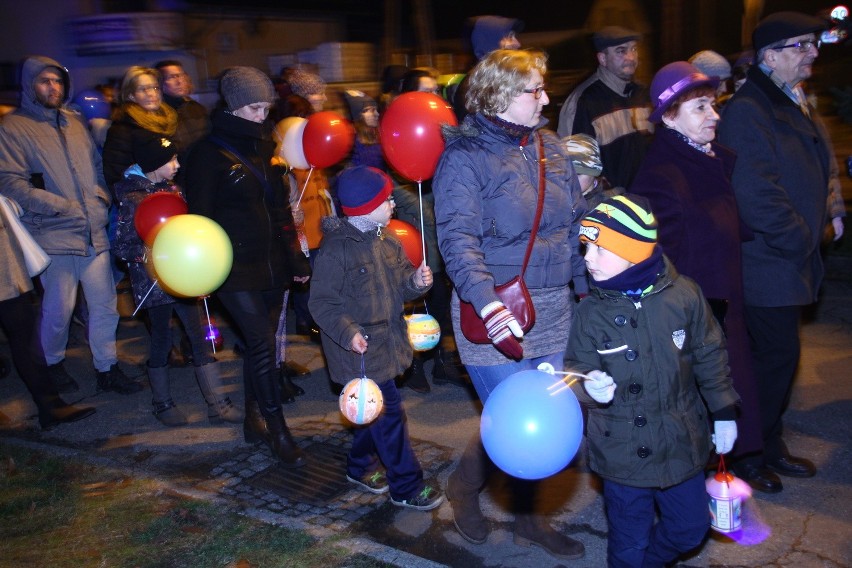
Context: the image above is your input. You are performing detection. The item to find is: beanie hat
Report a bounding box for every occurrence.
[593,26,640,52]
[649,61,718,123]
[562,134,602,177]
[470,15,524,60]
[220,66,275,112]
[338,166,393,216]
[342,90,377,121]
[688,50,732,80]
[133,129,177,173]
[580,194,658,264]
[752,11,827,52]
[288,68,326,99]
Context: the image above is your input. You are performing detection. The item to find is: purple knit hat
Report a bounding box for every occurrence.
[649,61,718,123]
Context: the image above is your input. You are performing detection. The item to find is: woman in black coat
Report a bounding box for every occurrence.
[629,61,772,492]
[185,67,309,467]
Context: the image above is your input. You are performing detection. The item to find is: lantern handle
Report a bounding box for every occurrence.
[717,454,727,475]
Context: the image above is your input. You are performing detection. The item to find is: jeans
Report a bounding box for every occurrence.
[603,472,709,568]
[39,248,118,372]
[466,351,565,403]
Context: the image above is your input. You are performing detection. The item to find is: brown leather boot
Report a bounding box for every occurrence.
[446,436,491,543]
[513,513,585,560]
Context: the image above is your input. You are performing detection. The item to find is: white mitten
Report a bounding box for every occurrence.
[584,370,615,403]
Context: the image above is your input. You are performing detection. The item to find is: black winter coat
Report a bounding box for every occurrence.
[184,109,307,292]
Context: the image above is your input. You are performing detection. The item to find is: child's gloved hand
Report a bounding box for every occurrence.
[712,420,738,454]
[584,370,615,403]
[480,301,523,359]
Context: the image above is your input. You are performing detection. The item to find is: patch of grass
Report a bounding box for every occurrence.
[0,443,392,567]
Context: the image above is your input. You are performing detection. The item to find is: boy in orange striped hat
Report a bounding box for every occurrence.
[565,194,741,567]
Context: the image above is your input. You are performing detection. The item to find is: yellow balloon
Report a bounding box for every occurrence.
[151,214,233,297]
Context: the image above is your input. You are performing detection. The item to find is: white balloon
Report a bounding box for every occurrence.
[280,117,309,170]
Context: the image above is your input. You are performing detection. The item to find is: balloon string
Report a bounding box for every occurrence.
[423,299,430,316]
[131,280,158,317]
[296,166,314,208]
[360,352,366,379]
[202,295,216,354]
[417,180,427,267]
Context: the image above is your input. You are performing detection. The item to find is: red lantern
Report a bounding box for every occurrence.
[379,92,457,182]
[134,192,188,245]
[386,219,423,267]
[302,111,355,169]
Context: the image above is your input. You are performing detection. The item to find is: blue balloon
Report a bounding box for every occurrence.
[481,369,583,480]
[73,89,111,121]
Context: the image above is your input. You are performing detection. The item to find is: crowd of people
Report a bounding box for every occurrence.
[0,8,846,566]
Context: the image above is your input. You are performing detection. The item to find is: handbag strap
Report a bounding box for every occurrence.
[209,135,276,203]
[519,133,546,279]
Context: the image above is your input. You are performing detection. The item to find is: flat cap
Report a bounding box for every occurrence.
[593,26,640,52]
[753,11,827,51]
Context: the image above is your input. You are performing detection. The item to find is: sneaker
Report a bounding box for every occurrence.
[346,471,389,494]
[97,364,144,395]
[391,484,443,511]
[48,362,80,394]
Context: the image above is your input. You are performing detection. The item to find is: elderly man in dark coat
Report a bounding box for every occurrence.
[717,11,831,487]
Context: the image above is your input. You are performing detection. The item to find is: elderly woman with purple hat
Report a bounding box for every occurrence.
[628,61,771,492]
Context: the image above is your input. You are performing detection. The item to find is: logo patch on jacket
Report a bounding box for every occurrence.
[672,329,685,350]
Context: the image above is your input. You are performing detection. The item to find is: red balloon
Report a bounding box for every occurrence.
[134,191,188,245]
[387,219,424,267]
[379,92,458,182]
[302,111,355,169]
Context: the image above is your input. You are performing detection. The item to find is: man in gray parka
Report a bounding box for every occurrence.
[0,55,141,395]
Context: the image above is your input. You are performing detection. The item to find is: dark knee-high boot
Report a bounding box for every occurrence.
[446,435,492,543]
[265,410,306,468]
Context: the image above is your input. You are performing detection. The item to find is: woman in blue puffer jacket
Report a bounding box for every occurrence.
[432,48,588,560]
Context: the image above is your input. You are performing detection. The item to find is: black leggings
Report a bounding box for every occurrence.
[217,288,284,419]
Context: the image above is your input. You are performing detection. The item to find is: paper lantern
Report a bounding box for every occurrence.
[339,377,383,425]
[405,313,441,352]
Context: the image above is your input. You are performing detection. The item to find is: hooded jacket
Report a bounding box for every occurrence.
[309,217,430,383]
[0,56,111,256]
[567,258,740,488]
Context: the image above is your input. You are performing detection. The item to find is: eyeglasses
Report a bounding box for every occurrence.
[775,39,821,52]
[135,85,161,94]
[522,85,547,99]
[386,196,395,205]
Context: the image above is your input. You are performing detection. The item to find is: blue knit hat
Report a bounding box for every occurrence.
[338,166,393,216]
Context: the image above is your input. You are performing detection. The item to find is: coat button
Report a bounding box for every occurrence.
[629,383,642,394]
[614,315,627,326]
[634,415,647,427]
[637,446,651,459]
[625,349,638,361]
